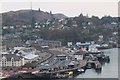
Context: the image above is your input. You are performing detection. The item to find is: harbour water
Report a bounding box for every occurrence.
[76,48,118,78]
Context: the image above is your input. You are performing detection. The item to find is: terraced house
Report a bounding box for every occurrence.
[0,53,25,67]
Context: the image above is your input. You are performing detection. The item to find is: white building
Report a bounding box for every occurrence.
[68,42,72,47]
[74,51,84,60]
[36,39,61,48]
[0,53,25,67]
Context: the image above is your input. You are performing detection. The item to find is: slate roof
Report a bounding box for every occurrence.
[2,53,22,61]
[74,52,82,55]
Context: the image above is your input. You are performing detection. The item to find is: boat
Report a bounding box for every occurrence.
[64,71,73,77]
[86,44,102,55]
[86,63,92,69]
[97,53,110,63]
[77,69,84,72]
[96,44,109,50]
[55,73,69,79]
[77,68,85,73]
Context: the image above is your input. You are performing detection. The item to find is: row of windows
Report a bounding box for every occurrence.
[1,59,14,61]
[0,61,22,66]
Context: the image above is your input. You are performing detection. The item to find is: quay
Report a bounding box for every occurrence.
[1,47,109,79]
[2,50,88,79]
[37,60,87,74]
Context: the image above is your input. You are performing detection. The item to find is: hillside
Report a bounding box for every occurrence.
[53,13,67,20]
[2,9,67,26]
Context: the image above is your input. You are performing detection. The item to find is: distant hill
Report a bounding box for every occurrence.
[1,9,118,26]
[2,9,67,26]
[53,13,67,20]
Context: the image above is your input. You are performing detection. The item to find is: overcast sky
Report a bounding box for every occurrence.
[1,2,118,17]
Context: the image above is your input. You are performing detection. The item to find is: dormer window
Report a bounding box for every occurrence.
[2,56,6,60]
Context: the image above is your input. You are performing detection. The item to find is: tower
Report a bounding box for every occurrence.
[38,8,41,12]
[50,11,52,14]
[30,2,35,28]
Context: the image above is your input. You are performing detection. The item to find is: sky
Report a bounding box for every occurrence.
[0,1,119,18]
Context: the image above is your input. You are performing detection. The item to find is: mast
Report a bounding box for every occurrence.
[31,2,32,11]
[30,2,35,28]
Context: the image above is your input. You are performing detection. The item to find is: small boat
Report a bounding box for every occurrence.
[86,63,92,69]
[64,71,73,77]
[97,54,110,63]
[77,69,85,74]
[78,69,84,72]
[55,74,68,79]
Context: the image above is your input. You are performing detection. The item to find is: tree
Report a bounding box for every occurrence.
[91,16,101,25]
[101,16,113,24]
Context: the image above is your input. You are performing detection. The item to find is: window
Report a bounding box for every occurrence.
[12,61,14,66]
[11,58,14,66]
[2,61,4,67]
[5,61,6,66]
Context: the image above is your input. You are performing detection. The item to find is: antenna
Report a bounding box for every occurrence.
[30,2,35,28]
[31,2,32,10]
